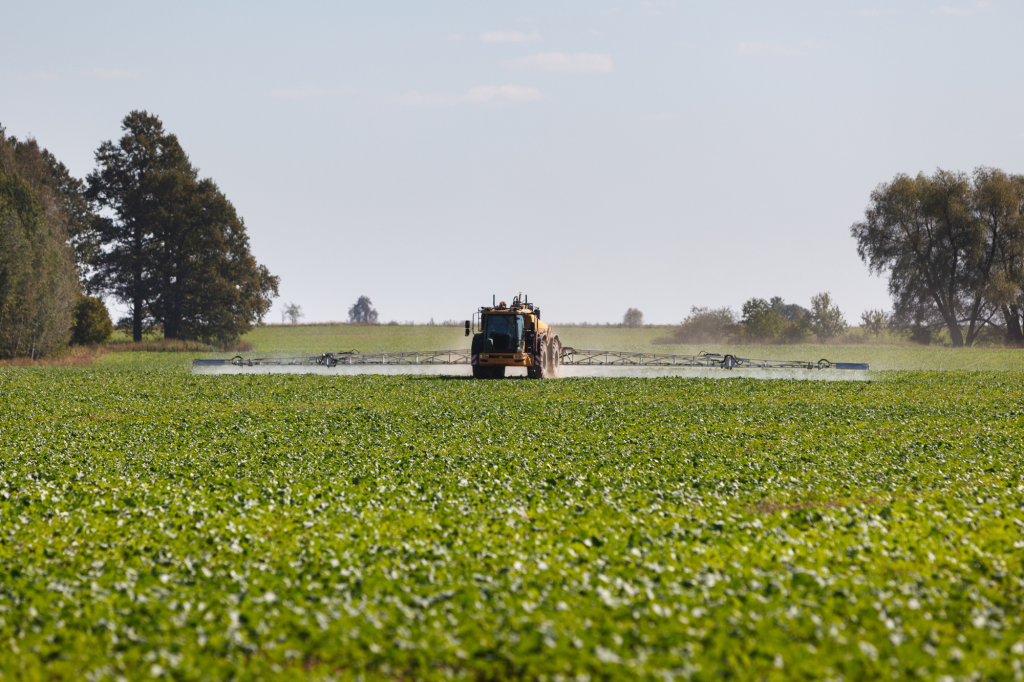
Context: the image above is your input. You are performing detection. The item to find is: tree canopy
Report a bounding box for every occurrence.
[349,296,378,324]
[808,292,847,341]
[622,308,643,327]
[87,111,279,341]
[852,167,1024,346]
[0,127,79,359]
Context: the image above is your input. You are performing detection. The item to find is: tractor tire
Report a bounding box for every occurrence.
[528,340,546,379]
[470,335,506,379]
[547,337,561,377]
[471,334,488,379]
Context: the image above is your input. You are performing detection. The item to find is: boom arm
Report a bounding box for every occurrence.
[193,348,868,370]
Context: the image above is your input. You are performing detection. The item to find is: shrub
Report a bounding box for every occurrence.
[70,295,114,346]
[674,306,737,343]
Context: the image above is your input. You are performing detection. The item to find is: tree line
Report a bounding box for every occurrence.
[672,293,848,344]
[0,112,278,358]
[0,130,80,358]
[852,167,1024,347]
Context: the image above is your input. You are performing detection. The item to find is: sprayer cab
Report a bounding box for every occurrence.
[466,294,560,379]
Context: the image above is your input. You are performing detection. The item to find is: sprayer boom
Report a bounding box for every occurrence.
[193,348,868,371]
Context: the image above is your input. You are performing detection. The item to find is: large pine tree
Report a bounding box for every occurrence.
[87,111,278,341]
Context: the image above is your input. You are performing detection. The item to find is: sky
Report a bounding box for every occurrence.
[3,0,1022,324]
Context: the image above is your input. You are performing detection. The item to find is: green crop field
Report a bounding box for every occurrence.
[3,335,1024,680]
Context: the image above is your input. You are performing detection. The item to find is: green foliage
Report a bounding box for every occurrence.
[741,298,786,341]
[70,295,114,345]
[769,297,811,343]
[673,306,737,343]
[0,130,79,359]
[809,292,848,341]
[851,167,1024,347]
[87,111,279,342]
[0,368,1023,680]
[861,309,888,338]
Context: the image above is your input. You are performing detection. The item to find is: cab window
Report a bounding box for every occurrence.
[485,315,523,352]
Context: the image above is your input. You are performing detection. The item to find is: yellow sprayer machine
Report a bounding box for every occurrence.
[467,294,560,379]
[193,293,870,377]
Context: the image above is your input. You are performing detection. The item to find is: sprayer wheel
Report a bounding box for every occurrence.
[548,339,560,375]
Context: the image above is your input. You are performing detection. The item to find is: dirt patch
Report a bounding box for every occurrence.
[751,496,882,515]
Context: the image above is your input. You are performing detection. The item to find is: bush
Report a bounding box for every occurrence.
[70,295,113,346]
[674,306,737,343]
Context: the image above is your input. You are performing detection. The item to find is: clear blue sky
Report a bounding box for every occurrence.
[3,1,1022,324]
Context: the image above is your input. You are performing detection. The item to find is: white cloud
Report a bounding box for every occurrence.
[93,68,139,79]
[479,28,540,43]
[857,8,898,16]
[645,113,675,121]
[940,1,989,15]
[32,71,59,81]
[507,52,614,74]
[386,85,543,107]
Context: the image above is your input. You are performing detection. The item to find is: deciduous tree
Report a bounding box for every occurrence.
[0,128,79,359]
[851,168,1024,346]
[622,308,643,327]
[282,302,303,324]
[741,298,785,341]
[349,296,378,324]
[860,309,888,339]
[809,292,847,341]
